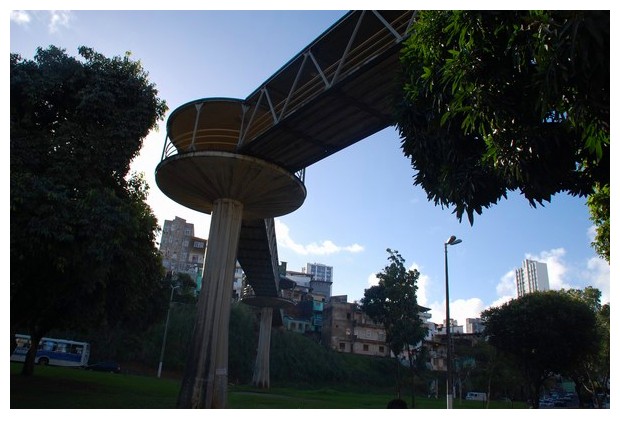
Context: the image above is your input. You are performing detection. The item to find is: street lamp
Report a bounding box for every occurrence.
[444,235,462,409]
[157,283,180,378]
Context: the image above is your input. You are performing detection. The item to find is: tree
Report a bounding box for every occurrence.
[163,271,199,305]
[360,249,427,400]
[10,46,168,375]
[227,303,259,384]
[560,287,610,407]
[587,184,610,263]
[481,291,599,408]
[395,11,609,260]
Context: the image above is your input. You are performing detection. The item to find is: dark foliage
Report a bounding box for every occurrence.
[10,45,168,375]
[481,290,600,407]
[396,11,609,235]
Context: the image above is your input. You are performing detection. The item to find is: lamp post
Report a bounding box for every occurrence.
[444,235,462,409]
[157,283,180,378]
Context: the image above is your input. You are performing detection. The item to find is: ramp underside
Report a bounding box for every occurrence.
[238,218,284,325]
[238,218,278,298]
[239,44,401,172]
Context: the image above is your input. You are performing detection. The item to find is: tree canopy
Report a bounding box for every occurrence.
[10,46,168,375]
[395,11,609,247]
[560,286,610,407]
[481,290,600,408]
[586,183,610,262]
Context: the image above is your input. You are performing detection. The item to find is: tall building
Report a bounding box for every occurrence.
[159,216,200,273]
[306,262,333,297]
[515,259,550,297]
[306,262,333,282]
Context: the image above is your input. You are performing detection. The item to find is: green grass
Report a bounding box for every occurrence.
[11,363,179,408]
[10,363,525,409]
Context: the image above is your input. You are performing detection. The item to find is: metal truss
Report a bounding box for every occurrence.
[237,10,416,150]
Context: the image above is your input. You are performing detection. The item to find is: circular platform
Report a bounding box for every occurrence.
[155,151,306,220]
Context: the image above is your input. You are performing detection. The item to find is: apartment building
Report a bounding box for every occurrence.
[321,295,390,357]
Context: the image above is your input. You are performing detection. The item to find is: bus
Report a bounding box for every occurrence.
[11,334,90,367]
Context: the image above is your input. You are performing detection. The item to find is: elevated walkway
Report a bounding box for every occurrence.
[158,10,416,311]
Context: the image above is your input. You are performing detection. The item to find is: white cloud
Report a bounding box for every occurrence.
[525,248,570,290]
[583,257,610,304]
[275,219,364,256]
[403,261,483,326]
[11,11,31,25]
[495,270,517,298]
[587,225,597,242]
[48,11,72,33]
[10,10,72,33]
[367,272,379,287]
[451,298,486,328]
[424,297,485,330]
[408,262,431,308]
[488,295,513,310]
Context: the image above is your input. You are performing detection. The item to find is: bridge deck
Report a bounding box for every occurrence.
[238,10,415,173]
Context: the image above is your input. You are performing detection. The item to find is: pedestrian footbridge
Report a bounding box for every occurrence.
[157,10,417,302]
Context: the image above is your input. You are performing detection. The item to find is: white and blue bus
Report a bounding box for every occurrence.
[11,334,90,367]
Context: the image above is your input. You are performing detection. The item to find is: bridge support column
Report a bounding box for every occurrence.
[156,100,307,409]
[252,307,273,389]
[177,198,243,409]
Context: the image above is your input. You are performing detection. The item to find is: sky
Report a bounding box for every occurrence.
[8,5,612,331]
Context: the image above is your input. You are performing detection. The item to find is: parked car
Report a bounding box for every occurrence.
[85,361,121,373]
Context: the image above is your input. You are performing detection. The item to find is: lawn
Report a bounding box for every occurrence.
[10,363,524,409]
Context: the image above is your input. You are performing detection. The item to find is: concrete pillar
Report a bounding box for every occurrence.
[157,100,306,408]
[252,307,273,389]
[177,198,243,409]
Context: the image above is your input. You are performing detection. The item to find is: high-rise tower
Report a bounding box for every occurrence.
[515,259,550,297]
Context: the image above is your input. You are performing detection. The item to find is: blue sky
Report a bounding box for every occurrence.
[9,7,611,328]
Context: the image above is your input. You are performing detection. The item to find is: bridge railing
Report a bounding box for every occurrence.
[237,10,416,149]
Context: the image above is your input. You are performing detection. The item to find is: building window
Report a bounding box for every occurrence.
[363,344,369,351]
[379,346,384,353]
[339,343,345,351]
